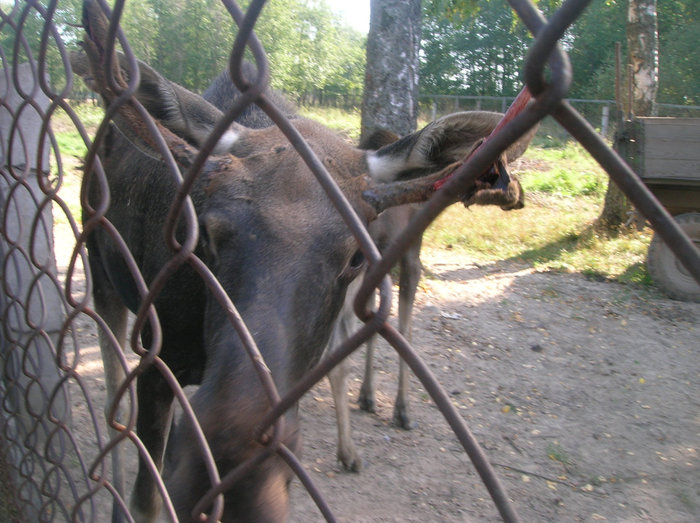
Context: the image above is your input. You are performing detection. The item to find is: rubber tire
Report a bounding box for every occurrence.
[647,212,700,302]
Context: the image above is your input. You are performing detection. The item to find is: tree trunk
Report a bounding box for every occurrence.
[627,0,659,117]
[361,0,422,141]
[598,0,658,231]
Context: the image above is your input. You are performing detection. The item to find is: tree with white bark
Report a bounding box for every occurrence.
[599,0,658,231]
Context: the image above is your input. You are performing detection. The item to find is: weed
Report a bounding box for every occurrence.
[520,142,608,199]
[546,442,573,468]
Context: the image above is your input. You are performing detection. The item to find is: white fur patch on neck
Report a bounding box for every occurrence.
[212,129,239,154]
[367,151,403,183]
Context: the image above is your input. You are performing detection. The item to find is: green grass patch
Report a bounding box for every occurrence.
[519,142,608,199]
[298,106,361,141]
[52,102,103,161]
[50,103,102,224]
[546,442,572,466]
[53,102,104,135]
[55,127,87,162]
[425,195,596,263]
[522,166,606,198]
[423,137,652,285]
[424,192,652,285]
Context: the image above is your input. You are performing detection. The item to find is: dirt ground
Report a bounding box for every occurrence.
[56,231,699,522]
[288,250,699,522]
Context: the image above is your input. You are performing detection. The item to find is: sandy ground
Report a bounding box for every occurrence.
[53,227,699,522]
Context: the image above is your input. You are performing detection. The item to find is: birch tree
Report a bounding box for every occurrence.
[627,0,659,116]
[599,0,658,231]
[361,0,422,140]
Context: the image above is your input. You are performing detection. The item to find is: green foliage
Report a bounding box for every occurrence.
[119,0,368,96]
[567,0,700,105]
[421,0,533,96]
[0,0,83,93]
[115,0,240,92]
[1,1,366,99]
[567,0,626,100]
[424,0,480,23]
[424,0,561,23]
[3,0,698,110]
[657,1,700,104]
[423,0,698,107]
[249,0,366,97]
[520,143,608,199]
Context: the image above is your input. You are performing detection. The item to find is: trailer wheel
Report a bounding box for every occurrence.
[647,212,700,302]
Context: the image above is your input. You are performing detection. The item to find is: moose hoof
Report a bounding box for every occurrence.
[392,407,414,430]
[337,451,362,473]
[358,392,376,413]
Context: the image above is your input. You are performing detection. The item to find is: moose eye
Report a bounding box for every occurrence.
[349,250,365,269]
[341,249,366,281]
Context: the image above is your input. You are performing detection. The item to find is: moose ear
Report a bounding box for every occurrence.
[71,50,240,154]
[129,58,244,153]
[366,111,536,182]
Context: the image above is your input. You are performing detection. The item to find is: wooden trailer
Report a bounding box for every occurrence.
[617,117,700,302]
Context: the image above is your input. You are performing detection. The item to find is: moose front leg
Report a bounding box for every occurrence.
[328,360,362,472]
[392,236,422,429]
[358,290,378,414]
[327,278,363,472]
[129,366,175,523]
[90,257,130,523]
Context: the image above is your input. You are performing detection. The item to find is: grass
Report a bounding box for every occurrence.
[519,142,608,198]
[423,140,653,286]
[423,197,651,285]
[298,106,362,141]
[49,102,654,288]
[50,102,104,224]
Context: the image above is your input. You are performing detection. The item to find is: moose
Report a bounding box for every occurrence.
[75,1,532,521]
[326,124,534,472]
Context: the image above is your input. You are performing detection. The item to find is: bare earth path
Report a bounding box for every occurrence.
[58,228,699,522]
[290,250,699,522]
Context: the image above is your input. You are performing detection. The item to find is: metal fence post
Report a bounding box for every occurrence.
[601,104,610,138]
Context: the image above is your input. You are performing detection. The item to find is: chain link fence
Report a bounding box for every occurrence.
[1,1,699,522]
[423,95,700,143]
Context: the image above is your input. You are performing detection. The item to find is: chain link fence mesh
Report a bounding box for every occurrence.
[1,1,699,522]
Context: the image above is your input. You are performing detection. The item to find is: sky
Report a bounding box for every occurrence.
[325,0,370,33]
